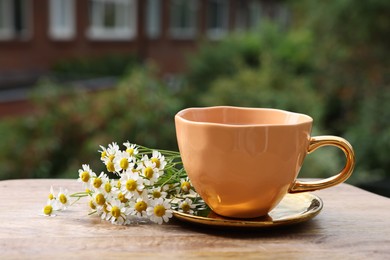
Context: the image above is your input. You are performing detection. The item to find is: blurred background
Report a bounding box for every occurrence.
[0,0,389,197]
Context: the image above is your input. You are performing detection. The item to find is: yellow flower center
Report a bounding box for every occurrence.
[43,205,53,215]
[151,157,160,168]
[93,178,102,188]
[95,193,106,206]
[109,154,115,162]
[116,181,121,188]
[106,161,115,172]
[120,158,129,170]
[181,181,191,193]
[181,202,190,213]
[126,179,137,191]
[144,167,154,179]
[152,190,161,198]
[104,182,112,193]
[135,201,147,213]
[85,188,91,193]
[59,194,67,204]
[111,206,121,218]
[103,204,109,213]
[101,151,107,159]
[81,171,90,182]
[48,193,54,200]
[118,192,128,203]
[89,200,96,210]
[154,205,166,217]
[126,148,134,156]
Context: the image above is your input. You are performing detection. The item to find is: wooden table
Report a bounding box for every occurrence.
[1,179,389,259]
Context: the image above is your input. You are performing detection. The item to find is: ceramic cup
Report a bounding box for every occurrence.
[175,106,355,218]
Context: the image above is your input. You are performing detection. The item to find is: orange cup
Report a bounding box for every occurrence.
[175,106,355,218]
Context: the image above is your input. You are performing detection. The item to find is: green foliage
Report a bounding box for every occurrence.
[0,67,182,180]
[293,0,390,49]
[52,53,140,79]
[200,66,323,120]
[197,24,322,120]
[292,0,390,133]
[184,22,324,123]
[183,30,262,106]
[345,89,390,183]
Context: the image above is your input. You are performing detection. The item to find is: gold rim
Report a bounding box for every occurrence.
[173,193,323,228]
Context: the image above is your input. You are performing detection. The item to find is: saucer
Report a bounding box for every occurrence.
[172,193,323,228]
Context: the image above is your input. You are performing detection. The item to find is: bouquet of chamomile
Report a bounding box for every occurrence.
[42,142,205,225]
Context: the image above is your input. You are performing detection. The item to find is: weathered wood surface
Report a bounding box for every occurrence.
[0,179,389,259]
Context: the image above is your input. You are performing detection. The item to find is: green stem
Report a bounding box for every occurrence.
[137,145,180,156]
[70,192,90,198]
[88,210,97,216]
[70,196,81,206]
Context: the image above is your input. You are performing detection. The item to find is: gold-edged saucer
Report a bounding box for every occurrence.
[173,193,323,228]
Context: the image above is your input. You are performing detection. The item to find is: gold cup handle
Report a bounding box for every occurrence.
[289,136,355,193]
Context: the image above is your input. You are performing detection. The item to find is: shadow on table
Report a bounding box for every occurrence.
[170,217,322,239]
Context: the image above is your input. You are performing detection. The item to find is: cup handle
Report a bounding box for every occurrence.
[289,135,355,193]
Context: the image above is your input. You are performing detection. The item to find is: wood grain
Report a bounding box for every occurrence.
[0,179,389,259]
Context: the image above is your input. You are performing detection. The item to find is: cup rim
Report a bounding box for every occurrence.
[175,106,313,127]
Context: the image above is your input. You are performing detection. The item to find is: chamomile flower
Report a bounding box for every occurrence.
[101,177,115,197]
[91,172,107,192]
[149,187,167,199]
[89,199,97,212]
[106,199,129,225]
[150,150,167,171]
[120,171,145,199]
[180,178,196,195]
[129,195,149,218]
[179,198,196,214]
[99,145,108,161]
[48,186,55,201]
[93,192,107,208]
[42,199,57,216]
[105,159,116,174]
[123,141,139,158]
[116,191,129,203]
[56,188,70,210]
[99,142,118,161]
[139,156,160,185]
[101,142,120,173]
[113,151,133,173]
[77,164,96,189]
[147,198,173,224]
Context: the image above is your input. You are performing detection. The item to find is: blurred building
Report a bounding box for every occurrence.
[0,0,288,90]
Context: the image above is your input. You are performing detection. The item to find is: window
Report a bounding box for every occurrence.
[249,1,262,29]
[207,0,229,39]
[0,0,31,40]
[169,0,198,39]
[145,0,161,39]
[235,0,262,32]
[49,0,75,40]
[0,0,11,39]
[88,0,137,40]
